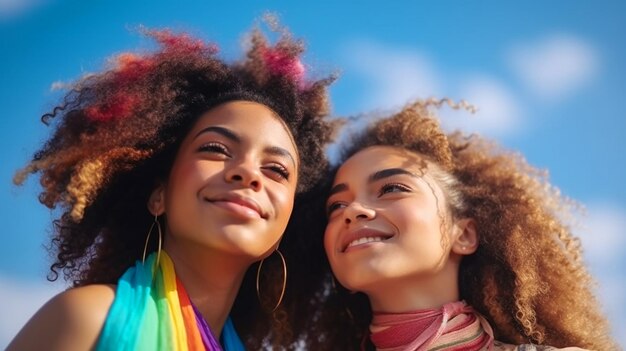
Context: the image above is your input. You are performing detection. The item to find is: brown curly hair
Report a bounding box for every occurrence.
[14,21,336,349]
[307,99,617,350]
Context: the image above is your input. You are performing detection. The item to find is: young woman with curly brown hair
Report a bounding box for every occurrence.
[8,22,335,350]
[319,100,617,350]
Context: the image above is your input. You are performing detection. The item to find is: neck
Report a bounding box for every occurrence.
[366,259,461,313]
[363,259,499,351]
[368,300,494,351]
[164,237,253,336]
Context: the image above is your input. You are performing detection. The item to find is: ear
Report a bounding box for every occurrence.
[451,218,478,255]
[147,184,166,216]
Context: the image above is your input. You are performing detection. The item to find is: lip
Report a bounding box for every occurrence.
[205,193,267,219]
[340,227,394,252]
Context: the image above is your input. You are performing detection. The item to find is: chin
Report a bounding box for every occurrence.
[222,227,278,250]
[237,244,280,262]
[221,241,273,259]
[334,273,367,292]
[339,268,396,292]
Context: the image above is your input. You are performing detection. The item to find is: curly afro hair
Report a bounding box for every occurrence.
[307,99,617,350]
[14,21,336,349]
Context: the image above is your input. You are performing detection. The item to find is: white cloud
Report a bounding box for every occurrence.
[0,0,44,19]
[0,275,64,349]
[575,203,626,344]
[507,35,599,101]
[50,81,69,91]
[341,40,523,138]
[595,274,626,345]
[343,40,441,111]
[440,75,522,137]
[576,203,626,266]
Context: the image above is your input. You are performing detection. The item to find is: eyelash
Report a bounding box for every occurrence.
[199,143,290,180]
[263,164,290,180]
[378,183,411,196]
[198,142,230,156]
[326,183,411,216]
[326,202,344,217]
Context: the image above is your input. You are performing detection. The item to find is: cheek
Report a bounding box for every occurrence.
[388,199,434,226]
[165,166,193,205]
[170,160,206,187]
[269,185,296,221]
[323,223,338,255]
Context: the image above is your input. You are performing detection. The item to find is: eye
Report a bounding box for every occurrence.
[198,142,231,157]
[326,201,346,217]
[262,163,290,181]
[378,183,411,196]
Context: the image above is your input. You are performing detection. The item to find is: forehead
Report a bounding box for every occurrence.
[336,146,426,180]
[188,101,298,156]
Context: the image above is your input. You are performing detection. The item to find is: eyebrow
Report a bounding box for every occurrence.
[368,168,417,182]
[195,126,240,142]
[328,183,348,197]
[265,145,297,168]
[328,168,417,198]
[195,126,296,167]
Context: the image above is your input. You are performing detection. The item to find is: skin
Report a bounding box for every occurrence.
[324,146,477,313]
[8,101,299,351]
[324,146,586,351]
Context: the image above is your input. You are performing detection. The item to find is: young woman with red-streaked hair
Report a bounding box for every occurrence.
[8,20,335,350]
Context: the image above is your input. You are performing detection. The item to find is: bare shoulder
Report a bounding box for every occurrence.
[6,284,116,351]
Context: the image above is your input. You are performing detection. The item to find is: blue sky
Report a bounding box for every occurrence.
[1,0,625,347]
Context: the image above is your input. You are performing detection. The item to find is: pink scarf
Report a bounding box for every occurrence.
[369,301,494,351]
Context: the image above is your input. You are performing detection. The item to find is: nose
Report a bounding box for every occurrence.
[343,201,375,225]
[224,159,262,191]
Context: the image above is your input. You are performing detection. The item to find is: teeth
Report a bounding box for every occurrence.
[347,236,386,248]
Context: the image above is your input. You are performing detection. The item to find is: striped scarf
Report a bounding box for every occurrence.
[370,301,494,351]
[96,251,245,351]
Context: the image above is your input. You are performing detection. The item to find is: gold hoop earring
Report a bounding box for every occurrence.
[142,214,162,271]
[256,249,287,312]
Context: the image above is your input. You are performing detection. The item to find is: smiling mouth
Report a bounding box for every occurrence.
[342,230,394,252]
[204,195,267,220]
[346,236,390,249]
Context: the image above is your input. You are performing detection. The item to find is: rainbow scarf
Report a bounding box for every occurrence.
[370,301,494,351]
[96,251,245,350]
